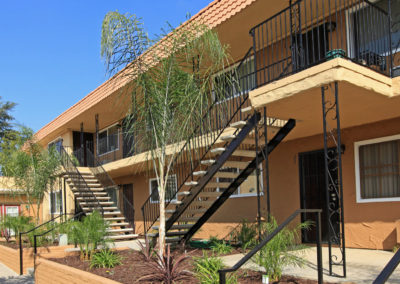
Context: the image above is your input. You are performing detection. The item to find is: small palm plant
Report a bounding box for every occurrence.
[67,211,110,260]
[252,216,310,281]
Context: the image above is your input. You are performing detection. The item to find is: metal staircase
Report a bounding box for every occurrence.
[60,146,138,241]
[144,106,295,244]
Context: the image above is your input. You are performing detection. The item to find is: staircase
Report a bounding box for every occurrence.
[60,147,138,241]
[143,105,295,244]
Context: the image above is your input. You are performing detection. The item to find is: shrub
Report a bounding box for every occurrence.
[138,236,154,261]
[194,252,237,284]
[67,211,110,260]
[230,219,257,250]
[138,244,192,284]
[90,249,123,268]
[210,240,233,255]
[252,216,310,281]
[0,215,33,244]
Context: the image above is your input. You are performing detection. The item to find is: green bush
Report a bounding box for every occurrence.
[0,215,33,243]
[230,219,257,250]
[194,252,237,284]
[90,249,122,268]
[66,211,110,260]
[252,216,310,281]
[210,240,233,255]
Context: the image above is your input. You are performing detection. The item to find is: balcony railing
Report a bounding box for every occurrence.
[250,0,396,87]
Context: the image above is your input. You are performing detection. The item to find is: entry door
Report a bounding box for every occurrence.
[122,184,135,231]
[5,206,19,236]
[299,149,339,243]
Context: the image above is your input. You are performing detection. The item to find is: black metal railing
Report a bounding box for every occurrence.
[33,212,84,256]
[85,147,135,232]
[141,48,255,234]
[250,0,394,87]
[59,145,104,215]
[18,212,83,275]
[218,209,323,284]
[373,248,400,284]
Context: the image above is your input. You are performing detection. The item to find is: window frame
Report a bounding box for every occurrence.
[97,123,120,156]
[149,175,178,204]
[354,134,400,203]
[49,190,63,214]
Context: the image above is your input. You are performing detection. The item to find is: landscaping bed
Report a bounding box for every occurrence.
[50,249,337,284]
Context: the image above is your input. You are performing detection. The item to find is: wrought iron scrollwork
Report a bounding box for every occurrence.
[321,82,346,277]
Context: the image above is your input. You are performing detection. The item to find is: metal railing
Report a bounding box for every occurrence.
[218,209,323,284]
[141,48,255,234]
[18,212,82,275]
[373,248,400,284]
[85,147,135,232]
[59,145,104,216]
[250,0,393,88]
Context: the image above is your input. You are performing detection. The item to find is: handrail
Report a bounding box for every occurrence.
[373,248,400,284]
[18,212,79,275]
[33,211,84,256]
[141,47,254,234]
[85,147,135,232]
[218,209,323,284]
[59,145,104,216]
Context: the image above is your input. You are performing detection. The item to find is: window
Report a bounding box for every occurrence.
[216,167,262,197]
[149,175,177,203]
[212,57,256,103]
[48,138,63,153]
[50,190,63,214]
[97,124,119,155]
[355,134,400,202]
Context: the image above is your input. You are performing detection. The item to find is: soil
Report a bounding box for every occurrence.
[50,249,338,284]
[0,241,20,250]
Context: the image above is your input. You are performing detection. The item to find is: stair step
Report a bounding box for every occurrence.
[220,134,236,141]
[104,217,125,221]
[193,171,207,176]
[76,196,111,200]
[241,106,253,114]
[72,187,105,192]
[80,201,114,206]
[184,208,208,214]
[230,121,247,128]
[74,191,107,196]
[185,181,198,186]
[87,211,121,215]
[106,234,138,240]
[166,209,176,214]
[201,159,215,166]
[107,228,134,233]
[83,206,117,211]
[170,200,183,205]
[177,191,191,197]
[166,231,188,236]
[166,237,180,243]
[199,191,221,198]
[233,149,256,158]
[109,222,130,227]
[211,148,225,155]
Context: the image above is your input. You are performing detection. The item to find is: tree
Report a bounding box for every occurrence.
[0,97,16,141]
[0,126,61,223]
[101,12,232,257]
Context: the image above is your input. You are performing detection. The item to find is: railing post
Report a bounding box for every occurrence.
[388,0,393,77]
[219,270,226,284]
[34,235,37,255]
[19,233,23,275]
[316,211,323,284]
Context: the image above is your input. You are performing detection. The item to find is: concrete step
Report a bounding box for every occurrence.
[223,160,249,169]
[191,200,214,207]
[104,217,125,221]
[76,196,110,200]
[106,234,138,240]
[193,171,207,176]
[205,182,230,188]
[185,181,198,186]
[230,120,247,128]
[109,222,130,227]
[178,216,200,222]
[166,230,188,236]
[184,208,207,214]
[152,224,192,231]
[214,171,238,178]
[199,191,221,198]
[201,159,215,166]
[220,134,236,142]
[241,106,253,114]
[107,228,134,233]
[80,201,114,206]
[177,191,191,197]
[211,147,225,155]
[83,206,118,211]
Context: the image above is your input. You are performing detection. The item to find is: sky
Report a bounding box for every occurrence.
[0,0,211,132]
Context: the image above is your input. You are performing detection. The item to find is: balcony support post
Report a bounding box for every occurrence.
[321,82,346,278]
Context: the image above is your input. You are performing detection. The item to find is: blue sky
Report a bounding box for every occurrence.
[0,0,211,132]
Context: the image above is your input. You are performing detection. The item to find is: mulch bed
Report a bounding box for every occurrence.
[0,241,20,249]
[50,249,337,284]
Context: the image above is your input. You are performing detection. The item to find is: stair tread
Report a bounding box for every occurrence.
[220,134,236,141]
[107,228,134,233]
[177,191,191,196]
[109,222,130,227]
[201,159,215,165]
[241,106,253,113]
[193,171,207,176]
[106,234,138,240]
[230,121,247,128]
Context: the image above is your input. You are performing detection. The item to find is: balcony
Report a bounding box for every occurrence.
[250,0,399,89]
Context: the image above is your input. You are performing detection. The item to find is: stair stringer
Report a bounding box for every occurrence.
[180,118,296,243]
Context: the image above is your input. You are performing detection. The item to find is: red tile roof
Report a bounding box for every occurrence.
[35,0,257,142]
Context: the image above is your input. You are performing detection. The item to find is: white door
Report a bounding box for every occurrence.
[5,206,19,236]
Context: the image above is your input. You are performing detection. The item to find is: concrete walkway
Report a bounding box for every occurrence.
[0,262,34,284]
[221,246,400,283]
